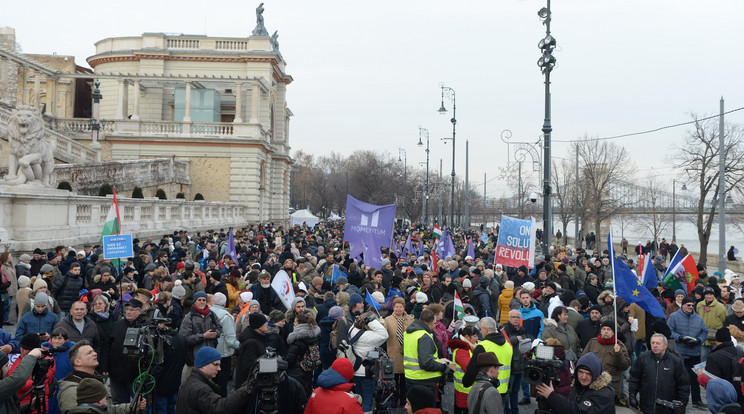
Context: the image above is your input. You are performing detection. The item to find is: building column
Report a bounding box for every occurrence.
[47,76,57,117]
[20,66,27,105]
[131,80,141,120]
[249,81,259,124]
[0,58,6,104]
[116,79,129,119]
[33,70,41,108]
[183,81,192,122]
[233,82,243,123]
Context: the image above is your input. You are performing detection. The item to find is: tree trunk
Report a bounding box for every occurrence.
[698,232,710,267]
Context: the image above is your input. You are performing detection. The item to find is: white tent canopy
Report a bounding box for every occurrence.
[290,209,320,227]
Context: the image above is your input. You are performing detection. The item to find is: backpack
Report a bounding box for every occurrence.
[300,343,321,372]
[336,329,365,371]
[329,320,339,350]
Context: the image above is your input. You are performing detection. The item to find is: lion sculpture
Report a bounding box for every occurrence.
[4,105,55,186]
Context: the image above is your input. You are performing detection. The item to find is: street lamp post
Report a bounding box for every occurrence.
[438,83,456,228]
[672,179,687,242]
[537,0,556,255]
[399,148,407,221]
[418,127,430,226]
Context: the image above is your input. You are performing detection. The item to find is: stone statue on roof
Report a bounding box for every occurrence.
[252,3,269,36]
[271,31,282,58]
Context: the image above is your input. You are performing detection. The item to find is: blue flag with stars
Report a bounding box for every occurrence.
[332,265,347,283]
[608,232,666,318]
[365,288,381,310]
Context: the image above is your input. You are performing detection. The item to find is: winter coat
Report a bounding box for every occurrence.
[581,337,631,393]
[584,282,602,305]
[628,350,690,414]
[462,330,508,388]
[22,294,62,320]
[545,370,615,414]
[54,314,100,352]
[318,316,336,369]
[696,299,727,346]
[58,371,131,414]
[705,341,737,383]
[305,365,363,414]
[667,308,708,358]
[432,320,451,356]
[179,307,222,366]
[0,354,36,414]
[541,318,579,359]
[315,298,337,322]
[235,327,269,389]
[405,319,452,388]
[51,271,85,312]
[87,310,114,365]
[15,308,58,341]
[1,262,17,296]
[472,285,494,318]
[0,330,18,354]
[576,319,601,350]
[9,353,55,411]
[210,305,239,358]
[448,339,474,409]
[466,373,504,414]
[567,307,583,330]
[384,312,414,374]
[724,312,744,333]
[152,333,187,397]
[176,369,251,414]
[629,303,647,341]
[519,303,544,339]
[286,323,321,398]
[105,316,144,382]
[348,319,389,376]
[498,289,514,325]
[500,322,530,373]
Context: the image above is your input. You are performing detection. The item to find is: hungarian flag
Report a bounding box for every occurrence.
[100,188,122,267]
[454,291,465,320]
[433,224,443,241]
[663,254,699,294]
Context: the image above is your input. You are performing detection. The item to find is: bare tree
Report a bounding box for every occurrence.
[552,157,577,245]
[675,115,744,266]
[577,136,634,241]
[631,177,671,244]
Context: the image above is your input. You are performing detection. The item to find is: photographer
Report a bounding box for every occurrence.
[179,292,222,371]
[0,346,44,414]
[104,299,145,404]
[535,352,615,414]
[347,311,389,412]
[176,347,251,414]
[9,334,55,413]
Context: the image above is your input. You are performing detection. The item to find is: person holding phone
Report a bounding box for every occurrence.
[179,292,222,374]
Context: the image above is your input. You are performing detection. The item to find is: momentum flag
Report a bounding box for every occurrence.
[224,228,237,261]
[467,237,475,259]
[608,232,667,319]
[663,254,699,294]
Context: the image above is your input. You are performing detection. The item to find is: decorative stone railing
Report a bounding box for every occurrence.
[0,192,248,251]
[52,158,191,195]
[0,104,99,163]
[53,118,257,139]
[53,118,116,134]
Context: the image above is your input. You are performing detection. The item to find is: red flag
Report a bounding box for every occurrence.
[432,248,438,272]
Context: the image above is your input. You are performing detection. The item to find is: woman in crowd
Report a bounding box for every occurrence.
[285,310,321,399]
[384,297,414,406]
[348,311,389,412]
[542,306,580,361]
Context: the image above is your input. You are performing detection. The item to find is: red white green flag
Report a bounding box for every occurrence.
[101,188,122,266]
[433,224,443,241]
[662,254,699,294]
[454,291,465,320]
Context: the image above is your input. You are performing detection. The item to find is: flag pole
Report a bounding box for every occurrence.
[609,228,618,345]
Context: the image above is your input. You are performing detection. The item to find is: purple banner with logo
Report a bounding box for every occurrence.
[344,195,396,253]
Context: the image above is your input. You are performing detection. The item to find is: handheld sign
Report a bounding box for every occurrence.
[494,216,537,268]
[102,234,134,260]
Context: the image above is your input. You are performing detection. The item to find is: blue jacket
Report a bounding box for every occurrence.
[0,330,19,354]
[519,303,544,339]
[667,307,708,358]
[15,309,59,341]
[41,340,74,380]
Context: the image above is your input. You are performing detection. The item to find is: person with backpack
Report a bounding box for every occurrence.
[466,352,504,414]
[347,311,389,413]
[319,305,344,369]
[699,328,743,406]
[285,310,321,401]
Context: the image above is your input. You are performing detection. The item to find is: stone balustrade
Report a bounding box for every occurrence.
[53,118,260,140]
[0,191,248,251]
[53,158,191,194]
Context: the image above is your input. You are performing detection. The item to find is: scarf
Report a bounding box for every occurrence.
[193,304,211,317]
[95,311,110,319]
[394,315,405,346]
[597,334,616,345]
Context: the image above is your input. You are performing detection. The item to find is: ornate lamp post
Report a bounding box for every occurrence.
[537,0,556,254]
[438,83,456,227]
[418,127,430,226]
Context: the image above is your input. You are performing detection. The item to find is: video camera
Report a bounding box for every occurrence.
[252,347,288,414]
[363,348,395,382]
[122,317,175,365]
[655,398,684,414]
[524,344,564,386]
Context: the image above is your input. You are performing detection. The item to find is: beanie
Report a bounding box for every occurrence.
[504,280,514,290]
[716,328,732,343]
[328,306,344,320]
[249,313,267,330]
[239,291,253,303]
[268,310,285,324]
[20,333,41,350]
[33,279,48,292]
[17,276,31,289]
[349,293,363,308]
[462,279,472,288]
[521,281,535,292]
[193,291,208,302]
[332,358,355,381]
[76,378,108,404]
[194,346,221,368]
[176,262,186,270]
[681,296,695,306]
[600,320,615,333]
[213,292,227,307]
[34,292,49,308]
[171,285,186,299]
[371,291,385,304]
[415,291,428,304]
[407,385,436,411]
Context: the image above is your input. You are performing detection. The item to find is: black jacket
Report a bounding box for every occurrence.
[584,283,602,305]
[575,318,601,350]
[546,371,615,414]
[463,330,507,388]
[176,370,251,414]
[51,271,85,312]
[235,328,269,389]
[153,333,186,397]
[705,341,737,383]
[629,350,690,414]
[104,316,144,382]
[54,315,101,353]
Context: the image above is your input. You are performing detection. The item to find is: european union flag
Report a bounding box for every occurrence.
[365,288,381,310]
[332,265,347,283]
[608,233,666,318]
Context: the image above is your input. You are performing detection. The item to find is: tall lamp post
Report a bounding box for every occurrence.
[438,83,456,228]
[537,0,556,254]
[399,148,407,221]
[418,127,430,226]
[672,180,687,242]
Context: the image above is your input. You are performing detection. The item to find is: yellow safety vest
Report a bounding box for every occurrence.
[452,348,473,394]
[403,329,442,381]
[479,338,513,394]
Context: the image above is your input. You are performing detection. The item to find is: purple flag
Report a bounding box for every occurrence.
[436,227,448,258]
[467,237,475,259]
[404,235,413,257]
[224,227,237,261]
[362,237,383,269]
[444,233,456,258]
[350,241,364,261]
[344,195,396,250]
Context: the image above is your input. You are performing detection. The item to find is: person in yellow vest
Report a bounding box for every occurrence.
[447,325,480,414]
[403,309,455,406]
[462,317,513,410]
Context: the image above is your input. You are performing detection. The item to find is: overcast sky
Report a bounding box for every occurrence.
[4,0,742,197]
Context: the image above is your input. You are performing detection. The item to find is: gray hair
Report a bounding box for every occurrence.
[480,317,497,332]
[483,269,495,278]
[509,309,521,318]
[650,333,668,345]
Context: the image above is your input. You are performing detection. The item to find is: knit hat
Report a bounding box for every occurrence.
[706,379,738,414]
[674,289,686,298]
[46,252,56,261]
[522,281,535,292]
[681,296,695,306]
[33,248,44,255]
[291,297,306,310]
[600,320,615,333]
[20,333,41,350]
[349,293,364,308]
[462,279,472,288]
[176,262,186,270]
[716,328,732,343]
[76,378,108,404]
[172,285,186,299]
[328,306,344,320]
[407,385,436,412]
[213,292,227,307]
[504,280,514,290]
[249,313,267,330]
[415,291,428,304]
[249,300,260,309]
[193,291,208,302]
[39,264,54,275]
[239,291,253,303]
[575,352,602,381]
[331,358,354,381]
[589,305,602,314]
[17,276,31,289]
[194,346,221,368]
[475,351,503,368]
[371,291,385,304]
[268,310,285,324]
[545,282,557,291]
[518,265,528,274]
[34,292,49,308]
[531,289,542,299]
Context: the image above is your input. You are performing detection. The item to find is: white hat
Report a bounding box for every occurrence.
[462,279,472,288]
[239,291,253,303]
[415,291,428,304]
[522,282,535,292]
[372,291,385,304]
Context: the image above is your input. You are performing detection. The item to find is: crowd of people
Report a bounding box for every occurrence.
[0,221,741,414]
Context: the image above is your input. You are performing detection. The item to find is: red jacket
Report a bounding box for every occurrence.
[305,382,362,414]
[448,338,474,409]
[9,354,56,413]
